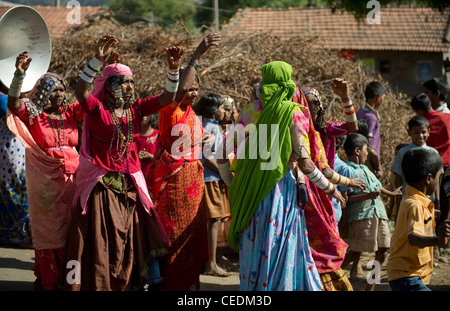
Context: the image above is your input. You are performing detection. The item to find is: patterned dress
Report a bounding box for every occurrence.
[235,101,323,291]
[236,93,351,291]
[0,94,30,246]
[292,91,352,291]
[151,104,208,291]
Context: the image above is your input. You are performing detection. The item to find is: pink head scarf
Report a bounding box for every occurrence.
[92,63,133,101]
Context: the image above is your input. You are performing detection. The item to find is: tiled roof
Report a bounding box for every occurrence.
[0,5,108,38]
[222,6,450,52]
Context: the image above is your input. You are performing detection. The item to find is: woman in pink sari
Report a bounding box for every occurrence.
[301,79,358,169]
[292,88,361,291]
[7,52,84,290]
[59,35,191,291]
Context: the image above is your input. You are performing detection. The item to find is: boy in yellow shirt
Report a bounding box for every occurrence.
[387,148,450,291]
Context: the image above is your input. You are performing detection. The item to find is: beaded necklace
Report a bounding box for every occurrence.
[48,113,65,148]
[108,104,134,164]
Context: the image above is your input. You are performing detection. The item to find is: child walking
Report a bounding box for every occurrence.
[387,148,450,291]
[341,133,402,291]
[195,93,232,277]
[390,116,441,222]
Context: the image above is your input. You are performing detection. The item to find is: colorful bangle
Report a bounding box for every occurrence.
[306,167,335,194]
[80,56,103,83]
[329,171,354,187]
[14,70,26,79]
[166,68,179,93]
[8,73,25,98]
[343,99,357,122]
[188,60,199,71]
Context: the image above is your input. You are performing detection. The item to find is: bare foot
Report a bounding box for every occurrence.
[204,264,232,277]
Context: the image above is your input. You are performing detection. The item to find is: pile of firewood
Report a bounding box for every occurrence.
[49,14,413,187]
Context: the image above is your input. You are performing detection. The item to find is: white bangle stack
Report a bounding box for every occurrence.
[8,71,25,98]
[342,97,357,123]
[329,171,354,187]
[166,68,179,93]
[80,56,103,83]
[306,167,335,194]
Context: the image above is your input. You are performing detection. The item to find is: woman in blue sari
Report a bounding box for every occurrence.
[227,61,347,291]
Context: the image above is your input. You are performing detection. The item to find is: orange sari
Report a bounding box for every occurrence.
[149,104,208,290]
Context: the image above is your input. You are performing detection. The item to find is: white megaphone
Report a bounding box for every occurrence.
[0,5,52,93]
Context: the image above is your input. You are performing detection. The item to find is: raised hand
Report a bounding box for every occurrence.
[15,51,32,75]
[331,78,349,99]
[166,46,184,70]
[192,33,221,59]
[103,50,121,67]
[95,35,118,61]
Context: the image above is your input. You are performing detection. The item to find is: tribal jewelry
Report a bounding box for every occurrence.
[112,87,135,110]
[80,56,103,84]
[166,68,180,93]
[108,104,134,163]
[306,167,335,194]
[342,97,357,123]
[48,114,65,148]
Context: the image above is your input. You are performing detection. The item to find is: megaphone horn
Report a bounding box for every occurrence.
[0,5,52,93]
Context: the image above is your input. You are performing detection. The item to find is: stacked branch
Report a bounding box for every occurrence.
[49,15,413,187]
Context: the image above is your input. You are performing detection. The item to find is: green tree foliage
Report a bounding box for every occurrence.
[107,0,197,29]
[324,0,450,20]
[15,0,448,31]
[196,0,450,29]
[6,0,109,6]
[195,0,321,29]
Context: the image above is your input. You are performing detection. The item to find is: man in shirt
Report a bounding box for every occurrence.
[423,77,450,114]
[409,93,450,170]
[356,81,386,178]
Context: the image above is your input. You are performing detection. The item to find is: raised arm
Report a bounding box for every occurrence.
[172,33,222,107]
[331,78,358,133]
[7,51,32,111]
[75,35,118,103]
[157,46,184,107]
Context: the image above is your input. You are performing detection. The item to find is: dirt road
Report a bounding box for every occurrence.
[1,245,449,291]
[0,245,240,291]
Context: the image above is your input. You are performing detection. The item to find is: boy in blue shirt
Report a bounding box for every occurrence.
[391,116,441,222]
[341,133,402,290]
[196,93,231,277]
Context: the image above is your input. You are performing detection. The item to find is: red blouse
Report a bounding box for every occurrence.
[80,93,162,174]
[135,129,159,175]
[15,100,84,174]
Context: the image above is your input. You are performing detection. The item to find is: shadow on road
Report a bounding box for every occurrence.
[0,257,34,271]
